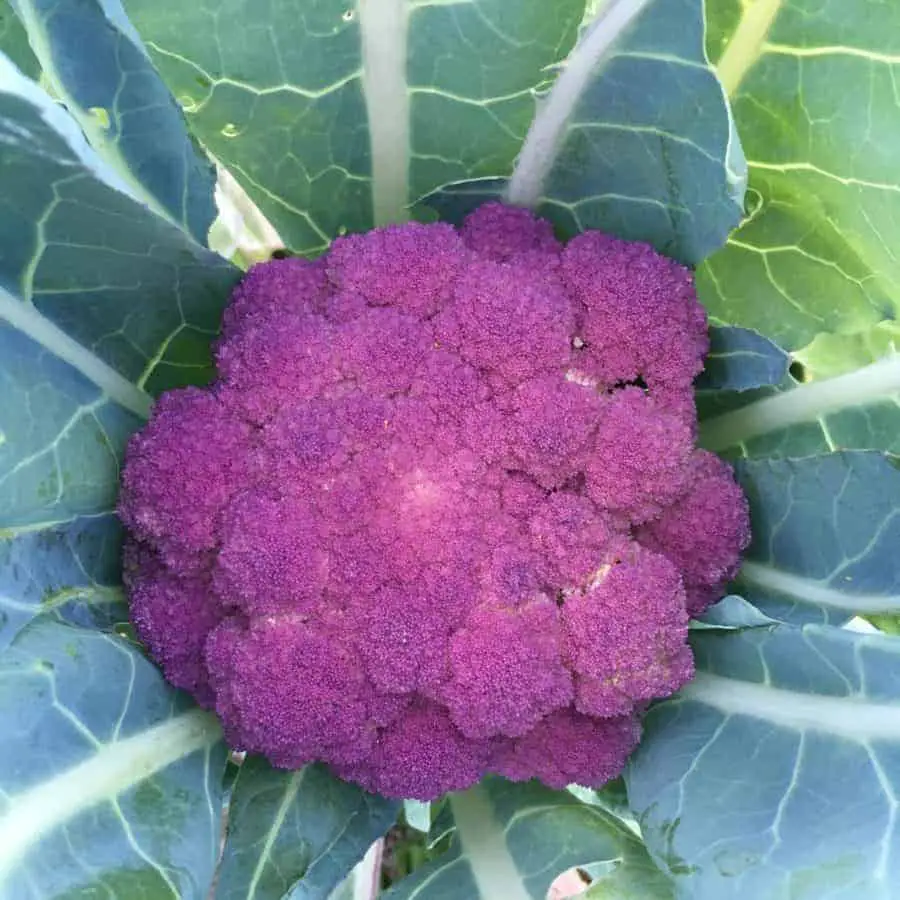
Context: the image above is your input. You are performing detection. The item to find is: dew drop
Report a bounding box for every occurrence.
[342,8,355,21]
[179,95,199,113]
[221,122,240,138]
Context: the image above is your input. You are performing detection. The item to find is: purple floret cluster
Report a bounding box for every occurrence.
[119,202,750,800]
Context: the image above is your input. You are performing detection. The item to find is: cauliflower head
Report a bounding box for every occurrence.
[119,202,750,800]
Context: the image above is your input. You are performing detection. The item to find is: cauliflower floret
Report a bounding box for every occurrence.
[442,599,573,739]
[119,203,750,800]
[561,543,694,717]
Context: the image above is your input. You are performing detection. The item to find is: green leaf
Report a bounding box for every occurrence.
[698,353,900,458]
[0,618,226,899]
[0,514,127,652]
[0,64,237,899]
[732,452,900,623]
[506,0,746,265]
[0,55,238,403]
[9,0,219,242]
[0,2,38,78]
[383,777,672,900]
[695,326,789,392]
[121,0,584,254]
[699,0,900,349]
[626,621,900,899]
[0,53,237,651]
[793,322,900,380]
[215,758,398,900]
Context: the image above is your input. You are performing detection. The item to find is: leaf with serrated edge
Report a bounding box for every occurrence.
[700,0,900,349]
[627,622,900,899]
[0,618,226,899]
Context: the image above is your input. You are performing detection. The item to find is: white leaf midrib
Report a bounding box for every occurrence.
[448,786,531,900]
[0,708,221,881]
[358,0,411,225]
[740,561,900,614]
[700,354,900,451]
[505,0,653,207]
[0,286,153,420]
[683,671,900,742]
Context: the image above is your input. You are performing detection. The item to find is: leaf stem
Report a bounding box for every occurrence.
[716,0,784,97]
[0,286,153,420]
[358,0,411,225]
[505,0,652,208]
[682,671,900,740]
[699,354,900,451]
[448,784,531,900]
[0,708,221,881]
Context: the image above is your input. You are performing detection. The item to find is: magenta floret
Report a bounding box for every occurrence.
[335,702,492,801]
[120,203,751,801]
[461,201,561,260]
[638,451,752,615]
[586,388,694,523]
[506,376,603,488]
[212,490,328,616]
[205,616,388,769]
[443,600,573,739]
[435,259,574,385]
[118,388,256,570]
[492,709,641,789]
[562,231,708,392]
[124,542,223,706]
[220,256,328,339]
[561,543,694,717]
[327,221,466,317]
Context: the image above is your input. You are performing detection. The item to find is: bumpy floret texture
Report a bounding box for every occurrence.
[119,202,750,800]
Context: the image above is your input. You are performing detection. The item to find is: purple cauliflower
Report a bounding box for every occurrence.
[119,202,751,800]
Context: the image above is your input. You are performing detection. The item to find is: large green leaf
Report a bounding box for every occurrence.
[8,0,218,243]
[507,0,745,264]
[0,52,237,602]
[0,618,226,899]
[627,619,900,899]
[731,452,900,623]
[121,0,584,254]
[0,59,237,898]
[215,758,398,900]
[699,0,900,349]
[382,777,673,900]
[424,0,745,265]
[9,0,218,242]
